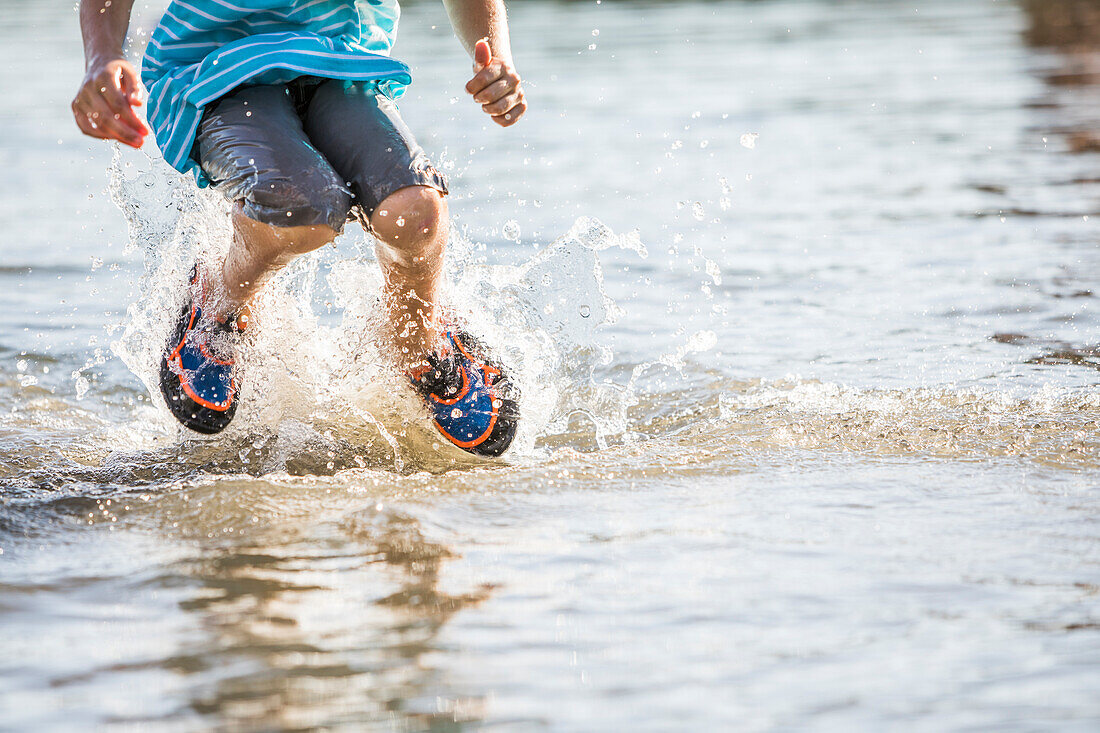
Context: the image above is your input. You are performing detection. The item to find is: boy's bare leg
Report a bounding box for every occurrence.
[368,186,448,371]
[200,187,445,371]
[202,204,339,321]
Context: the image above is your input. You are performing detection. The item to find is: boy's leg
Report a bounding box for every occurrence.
[302,81,449,370]
[302,80,519,457]
[222,206,336,308]
[158,83,357,433]
[367,186,448,370]
[197,84,354,318]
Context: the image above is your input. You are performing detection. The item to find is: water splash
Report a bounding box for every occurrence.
[104,154,647,471]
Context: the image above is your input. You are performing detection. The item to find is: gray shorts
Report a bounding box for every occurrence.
[195,77,448,232]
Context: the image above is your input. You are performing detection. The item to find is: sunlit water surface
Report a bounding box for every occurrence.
[2,0,1099,729]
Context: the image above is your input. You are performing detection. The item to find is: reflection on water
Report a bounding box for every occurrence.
[1024,0,1100,144]
[1024,0,1100,55]
[4,485,493,730]
[995,332,1100,372]
[176,507,490,730]
[1012,0,1100,369]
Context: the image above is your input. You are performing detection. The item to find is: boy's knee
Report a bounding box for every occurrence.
[369,186,446,248]
[248,172,352,233]
[232,203,339,259]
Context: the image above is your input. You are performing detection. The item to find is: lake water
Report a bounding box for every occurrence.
[2,0,1099,729]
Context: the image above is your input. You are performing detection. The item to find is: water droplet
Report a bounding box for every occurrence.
[451,408,463,418]
[579,305,591,318]
[740,132,758,149]
[691,202,705,220]
[705,259,722,285]
[502,219,521,242]
[395,216,405,227]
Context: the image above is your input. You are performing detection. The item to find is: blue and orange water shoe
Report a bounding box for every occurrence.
[408,329,519,457]
[158,266,248,435]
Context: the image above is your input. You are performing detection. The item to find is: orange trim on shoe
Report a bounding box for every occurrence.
[198,342,234,366]
[168,303,199,363]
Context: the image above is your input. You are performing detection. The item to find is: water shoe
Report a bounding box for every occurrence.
[408,328,519,457]
[159,265,248,434]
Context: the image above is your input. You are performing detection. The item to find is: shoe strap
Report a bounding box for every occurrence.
[408,348,464,399]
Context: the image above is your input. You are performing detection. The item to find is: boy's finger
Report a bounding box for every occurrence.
[473,38,492,71]
[482,90,522,116]
[119,67,145,105]
[84,98,144,145]
[105,71,150,135]
[465,63,504,95]
[473,78,514,105]
[101,88,148,136]
[492,99,527,127]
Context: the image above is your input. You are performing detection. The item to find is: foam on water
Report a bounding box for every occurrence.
[717,378,1100,468]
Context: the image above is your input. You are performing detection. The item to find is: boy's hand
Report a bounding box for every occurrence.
[465,39,526,127]
[72,58,148,148]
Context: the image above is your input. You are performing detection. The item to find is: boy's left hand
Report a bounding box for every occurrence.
[466,39,526,127]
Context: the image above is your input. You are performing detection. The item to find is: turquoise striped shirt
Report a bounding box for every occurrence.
[141,0,412,185]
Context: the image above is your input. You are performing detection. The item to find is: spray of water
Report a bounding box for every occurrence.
[105,152,648,474]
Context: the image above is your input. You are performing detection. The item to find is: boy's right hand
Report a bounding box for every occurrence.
[72,59,148,148]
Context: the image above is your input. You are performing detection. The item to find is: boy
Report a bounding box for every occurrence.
[72,0,525,456]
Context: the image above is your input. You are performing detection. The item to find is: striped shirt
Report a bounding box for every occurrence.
[141,0,412,185]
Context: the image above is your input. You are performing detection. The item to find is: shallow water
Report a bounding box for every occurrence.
[2,0,1100,729]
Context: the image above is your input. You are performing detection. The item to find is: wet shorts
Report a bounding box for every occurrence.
[195,77,448,232]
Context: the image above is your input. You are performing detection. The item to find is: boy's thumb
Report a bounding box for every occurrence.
[473,38,492,71]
